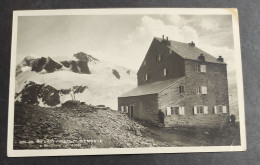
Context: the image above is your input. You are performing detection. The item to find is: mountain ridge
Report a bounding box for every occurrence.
[15,52,137,109]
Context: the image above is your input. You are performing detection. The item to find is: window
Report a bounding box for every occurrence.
[194,106,208,114]
[197,106,204,114]
[197,86,207,94]
[144,74,148,81]
[169,50,172,54]
[156,54,162,62]
[214,105,227,114]
[179,86,185,93]
[163,68,167,76]
[166,107,185,116]
[143,60,146,66]
[200,65,206,72]
[171,107,179,115]
[121,106,129,113]
[196,86,201,94]
[195,65,206,72]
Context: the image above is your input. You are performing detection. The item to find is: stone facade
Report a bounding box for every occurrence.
[137,38,185,86]
[158,59,230,128]
[118,37,229,128]
[118,94,158,123]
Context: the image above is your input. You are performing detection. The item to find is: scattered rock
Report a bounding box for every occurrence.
[112,69,120,79]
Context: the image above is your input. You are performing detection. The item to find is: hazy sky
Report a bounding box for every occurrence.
[16,14,235,71]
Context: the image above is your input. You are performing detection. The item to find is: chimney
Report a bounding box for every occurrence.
[189,41,195,47]
[166,37,168,41]
[162,35,164,40]
[217,56,224,62]
[198,54,205,61]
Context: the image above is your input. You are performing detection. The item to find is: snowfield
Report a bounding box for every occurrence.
[15,55,137,110]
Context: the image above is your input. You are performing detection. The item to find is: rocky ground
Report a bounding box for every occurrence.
[13,103,169,149]
[13,103,240,150]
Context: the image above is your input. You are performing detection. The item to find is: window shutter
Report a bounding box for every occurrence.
[164,68,167,76]
[200,65,206,72]
[204,106,208,114]
[194,106,197,115]
[166,107,171,116]
[125,106,129,113]
[145,74,148,81]
[201,86,207,94]
[197,86,200,94]
[222,106,227,113]
[179,107,185,115]
[214,106,217,114]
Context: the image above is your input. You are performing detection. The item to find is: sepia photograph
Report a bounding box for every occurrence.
[7,8,246,157]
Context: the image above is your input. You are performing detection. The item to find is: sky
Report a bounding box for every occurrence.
[16,14,235,72]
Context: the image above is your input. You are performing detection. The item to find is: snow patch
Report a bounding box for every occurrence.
[21,66,32,72]
[16,57,137,109]
[15,93,22,102]
[38,97,51,108]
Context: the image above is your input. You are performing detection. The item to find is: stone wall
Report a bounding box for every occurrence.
[118,94,159,123]
[137,38,185,86]
[164,113,229,128]
[158,59,230,128]
[184,59,229,115]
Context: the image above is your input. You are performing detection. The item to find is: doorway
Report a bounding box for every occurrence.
[129,106,134,119]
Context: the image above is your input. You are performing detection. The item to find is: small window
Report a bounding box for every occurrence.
[163,68,167,76]
[156,54,162,62]
[121,106,129,113]
[166,107,185,116]
[144,74,148,81]
[195,65,206,72]
[196,86,201,94]
[197,106,204,114]
[200,65,206,72]
[171,107,179,115]
[179,86,185,93]
[197,86,207,94]
[194,106,208,114]
[143,60,146,66]
[169,50,172,54]
[214,105,227,114]
[125,106,129,113]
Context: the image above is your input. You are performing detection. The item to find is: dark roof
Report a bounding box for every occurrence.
[119,77,184,97]
[155,38,225,64]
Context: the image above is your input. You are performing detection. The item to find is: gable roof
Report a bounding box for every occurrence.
[119,77,184,98]
[155,37,225,64]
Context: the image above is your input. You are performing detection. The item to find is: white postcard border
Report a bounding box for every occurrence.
[7,8,246,157]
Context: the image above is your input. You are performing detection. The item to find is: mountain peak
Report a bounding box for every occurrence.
[73,52,99,63]
[23,56,36,61]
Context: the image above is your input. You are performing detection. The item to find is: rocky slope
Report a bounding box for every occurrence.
[14,103,168,149]
[15,52,137,109]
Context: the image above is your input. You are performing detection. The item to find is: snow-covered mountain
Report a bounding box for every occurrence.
[15,52,137,109]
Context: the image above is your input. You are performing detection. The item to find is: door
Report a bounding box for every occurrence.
[129,106,134,119]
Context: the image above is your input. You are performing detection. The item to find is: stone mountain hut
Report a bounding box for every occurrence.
[118,36,230,128]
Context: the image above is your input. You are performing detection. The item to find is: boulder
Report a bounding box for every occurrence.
[62,100,81,108]
[112,69,120,79]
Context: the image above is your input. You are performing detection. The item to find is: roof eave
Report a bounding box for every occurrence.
[118,92,158,98]
[183,58,227,65]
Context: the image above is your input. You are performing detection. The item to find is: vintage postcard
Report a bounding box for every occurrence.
[8,8,246,157]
